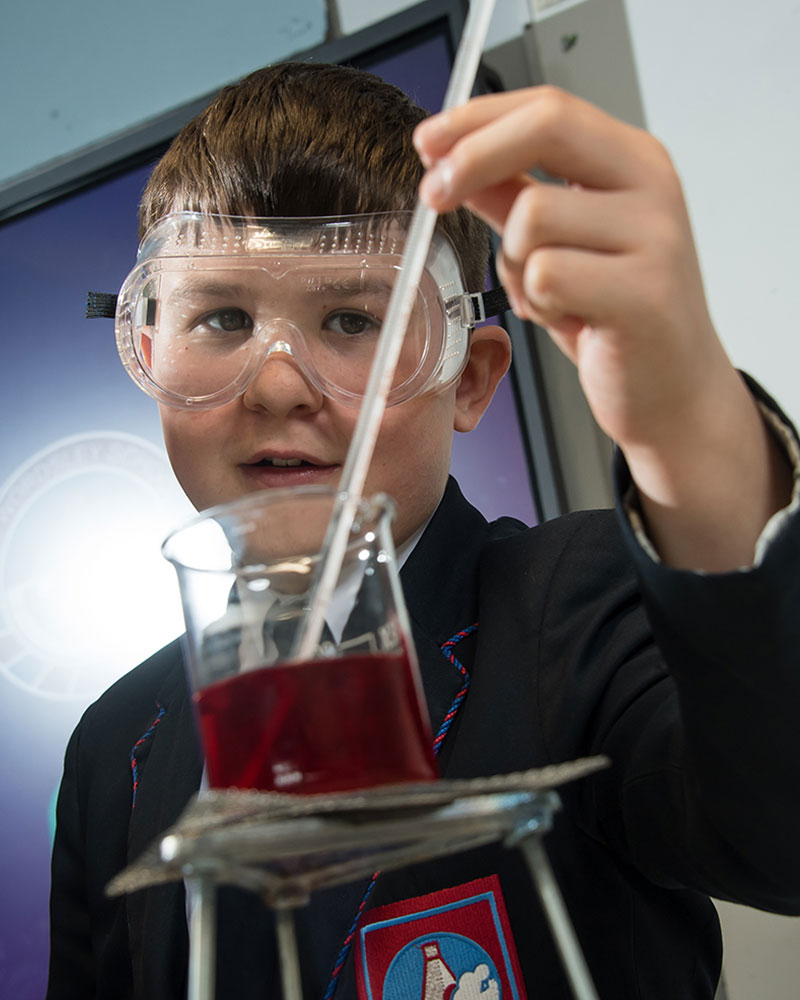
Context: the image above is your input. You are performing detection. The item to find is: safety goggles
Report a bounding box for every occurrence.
[88,212,507,409]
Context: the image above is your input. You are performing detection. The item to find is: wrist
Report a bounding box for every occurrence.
[621,371,793,571]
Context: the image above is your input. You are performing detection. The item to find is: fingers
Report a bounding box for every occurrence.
[413,86,687,341]
[498,245,616,337]
[461,170,651,324]
[501,181,641,255]
[415,89,540,162]
[415,85,740,502]
[495,181,651,316]
[416,86,657,214]
[508,222,680,325]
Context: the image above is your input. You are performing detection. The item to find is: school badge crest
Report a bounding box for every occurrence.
[354,875,527,1000]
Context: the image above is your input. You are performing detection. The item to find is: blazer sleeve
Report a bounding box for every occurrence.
[46,670,150,998]
[598,379,800,913]
[47,723,96,998]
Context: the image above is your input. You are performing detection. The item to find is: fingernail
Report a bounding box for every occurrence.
[412,124,434,167]
[420,159,454,206]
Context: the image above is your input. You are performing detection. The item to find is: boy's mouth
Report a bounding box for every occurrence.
[252,457,309,468]
[240,453,338,484]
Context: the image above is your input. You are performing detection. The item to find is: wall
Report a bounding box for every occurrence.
[624,0,800,433]
[0,0,327,188]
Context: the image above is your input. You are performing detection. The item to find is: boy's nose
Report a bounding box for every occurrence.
[241,341,325,416]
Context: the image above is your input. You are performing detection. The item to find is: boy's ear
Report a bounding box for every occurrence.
[453,325,512,433]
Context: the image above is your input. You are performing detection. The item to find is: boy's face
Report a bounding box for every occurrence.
[158,313,511,547]
[158,360,459,546]
[134,215,511,546]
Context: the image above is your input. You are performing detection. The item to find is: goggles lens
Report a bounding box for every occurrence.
[115,213,475,409]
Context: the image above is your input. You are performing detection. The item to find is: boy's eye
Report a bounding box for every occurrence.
[324,310,380,337]
[197,307,253,334]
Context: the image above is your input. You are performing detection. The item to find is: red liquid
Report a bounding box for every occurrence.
[194,650,438,793]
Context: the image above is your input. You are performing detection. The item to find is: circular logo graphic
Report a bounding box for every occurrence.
[0,432,193,701]
[384,933,500,1000]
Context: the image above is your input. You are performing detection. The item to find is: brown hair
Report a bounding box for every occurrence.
[139,62,490,290]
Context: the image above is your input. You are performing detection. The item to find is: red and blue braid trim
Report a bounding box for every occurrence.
[322,622,477,1000]
[130,704,165,809]
[432,623,476,753]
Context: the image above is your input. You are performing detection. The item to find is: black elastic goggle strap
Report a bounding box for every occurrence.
[86,291,118,319]
[84,286,511,323]
[477,286,510,321]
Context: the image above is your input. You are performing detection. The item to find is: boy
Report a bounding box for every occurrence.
[48,61,800,999]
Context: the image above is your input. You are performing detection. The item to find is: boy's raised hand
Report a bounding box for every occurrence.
[415,87,792,572]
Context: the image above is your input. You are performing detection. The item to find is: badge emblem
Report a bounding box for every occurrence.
[355,876,527,1000]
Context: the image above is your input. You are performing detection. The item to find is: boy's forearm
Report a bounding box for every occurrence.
[623,369,794,572]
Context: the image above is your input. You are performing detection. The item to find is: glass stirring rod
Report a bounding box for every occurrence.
[295,0,498,661]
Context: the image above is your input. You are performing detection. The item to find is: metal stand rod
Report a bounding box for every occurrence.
[275,905,303,1000]
[518,835,600,1000]
[187,876,217,1000]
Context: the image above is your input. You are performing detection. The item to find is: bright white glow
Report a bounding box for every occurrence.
[0,433,194,701]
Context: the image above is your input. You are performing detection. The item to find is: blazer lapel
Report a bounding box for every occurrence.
[400,479,492,768]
